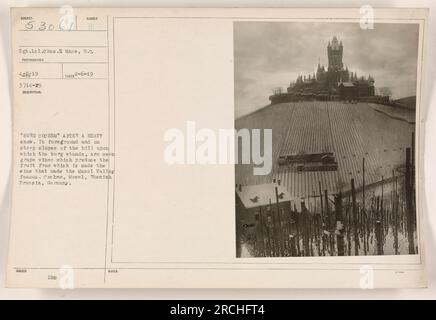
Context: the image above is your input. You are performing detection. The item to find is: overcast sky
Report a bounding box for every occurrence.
[234,22,420,118]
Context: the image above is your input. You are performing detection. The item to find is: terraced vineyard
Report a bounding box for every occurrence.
[235,101,414,199]
[235,101,417,256]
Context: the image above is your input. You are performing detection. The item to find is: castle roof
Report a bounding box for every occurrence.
[339,82,355,87]
[329,36,342,50]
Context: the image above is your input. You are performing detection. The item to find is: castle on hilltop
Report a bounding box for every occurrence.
[270,36,375,104]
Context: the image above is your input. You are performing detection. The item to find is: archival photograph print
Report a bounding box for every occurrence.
[234,22,419,258]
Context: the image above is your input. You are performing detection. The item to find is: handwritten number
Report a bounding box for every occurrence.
[38,21,46,31]
[24,20,35,30]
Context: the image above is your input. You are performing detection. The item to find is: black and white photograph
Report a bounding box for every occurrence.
[234,22,420,258]
[3,6,432,293]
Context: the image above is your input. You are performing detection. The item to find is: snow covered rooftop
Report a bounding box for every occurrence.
[339,82,355,87]
[235,183,297,210]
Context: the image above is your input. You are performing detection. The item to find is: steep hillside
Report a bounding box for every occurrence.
[235,101,415,198]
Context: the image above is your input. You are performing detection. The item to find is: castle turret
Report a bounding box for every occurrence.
[327,36,344,72]
[316,60,326,82]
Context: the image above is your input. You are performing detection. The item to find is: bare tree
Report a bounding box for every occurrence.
[377,86,392,97]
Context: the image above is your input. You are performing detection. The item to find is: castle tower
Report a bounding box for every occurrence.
[327,36,343,72]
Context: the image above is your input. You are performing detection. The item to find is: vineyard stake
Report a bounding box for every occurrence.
[351,178,359,255]
[405,148,415,254]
